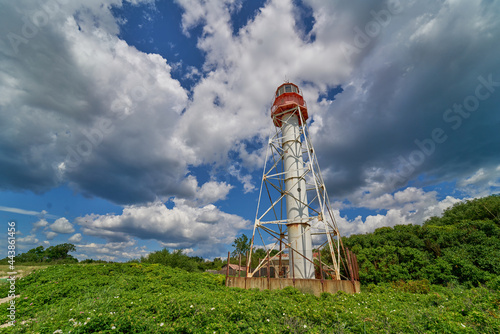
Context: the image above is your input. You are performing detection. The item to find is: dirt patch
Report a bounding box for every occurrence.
[0,294,19,305]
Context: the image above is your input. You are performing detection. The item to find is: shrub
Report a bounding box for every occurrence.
[391,279,430,294]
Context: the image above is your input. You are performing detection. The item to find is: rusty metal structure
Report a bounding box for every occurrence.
[226,83,360,295]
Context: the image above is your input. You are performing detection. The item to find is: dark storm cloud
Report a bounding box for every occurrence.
[311,0,500,201]
[0,0,190,205]
[1,0,499,210]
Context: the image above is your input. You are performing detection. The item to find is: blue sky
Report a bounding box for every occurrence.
[0,0,499,261]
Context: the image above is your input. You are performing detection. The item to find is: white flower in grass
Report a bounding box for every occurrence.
[111,326,116,329]
[160,323,164,327]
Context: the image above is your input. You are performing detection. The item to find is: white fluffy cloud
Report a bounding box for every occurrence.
[196,180,233,205]
[75,199,250,257]
[335,187,461,236]
[17,234,40,246]
[74,240,146,261]
[179,176,233,206]
[45,231,58,240]
[68,233,83,243]
[457,165,500,197]
[50,217,75,234]
[31,219,49,233]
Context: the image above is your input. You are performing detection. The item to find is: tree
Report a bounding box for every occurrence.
[0,243,77,264]
[232,234,250,257]
[18,245,45,262]
[44,243,76,261]
[141,248,203,272]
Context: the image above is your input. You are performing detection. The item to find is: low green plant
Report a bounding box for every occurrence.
[0,263,498,333]
[391,279,431,294]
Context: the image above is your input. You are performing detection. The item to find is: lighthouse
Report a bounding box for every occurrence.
[271,83,314,278]
[229,82,360,294]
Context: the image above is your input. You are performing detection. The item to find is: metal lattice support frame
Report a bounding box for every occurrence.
[248,105,352,281]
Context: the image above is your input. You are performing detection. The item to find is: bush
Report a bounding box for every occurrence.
[486,276,500,291]
[391,279,430,294]
[341,194,500,287]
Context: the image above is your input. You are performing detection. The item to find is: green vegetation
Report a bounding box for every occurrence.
[338,195,500,287]
[0,243,78,265]
[1,195,499,332]
[138,248,222,272]
[139,240,272,272]
[231,234,250,257]
[1,263,499,333]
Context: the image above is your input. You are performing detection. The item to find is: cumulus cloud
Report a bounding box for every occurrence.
[457,165,500,197]
[336,188,461,236]
[68,233,83,243]
[17,234,39,245]
[0,0,190,205]
[74,240,146,261]
[227,164,255,193]
[31,219,49,233]
[196,180,233,205]
[45,231,58,240]
[50,217,75,234]
[179,175,233,206]
[75,199,250,257]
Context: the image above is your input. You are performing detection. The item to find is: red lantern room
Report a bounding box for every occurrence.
[271,82,308,127]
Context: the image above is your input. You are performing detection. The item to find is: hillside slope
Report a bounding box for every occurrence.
[1,263,499,333]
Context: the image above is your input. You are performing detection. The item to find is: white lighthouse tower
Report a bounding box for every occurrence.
[273,83,314,278]
[248,82,351,282]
